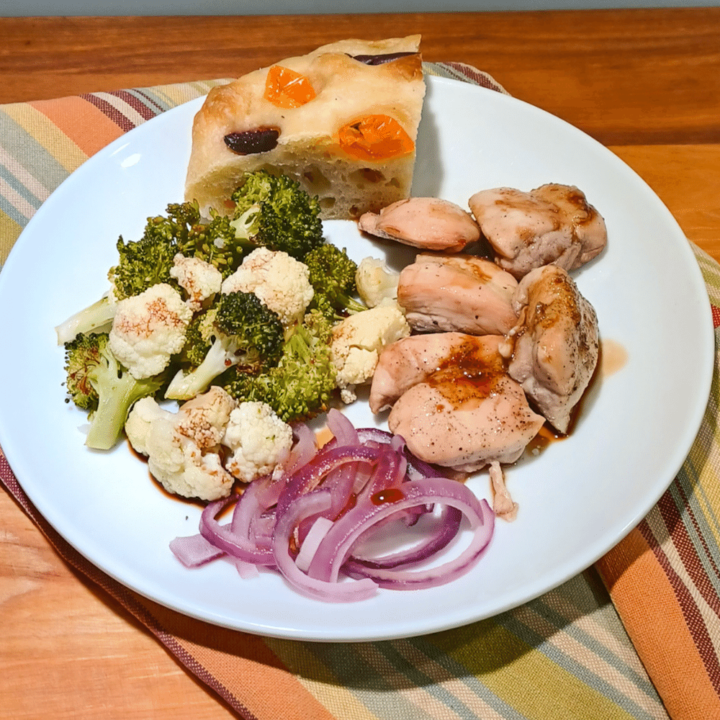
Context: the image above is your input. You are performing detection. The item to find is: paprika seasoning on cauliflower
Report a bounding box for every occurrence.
[170,253,223,312]
[221,247,314,327]
[125,388,294,500]
[109,283,192,380]
[125,387,237,502]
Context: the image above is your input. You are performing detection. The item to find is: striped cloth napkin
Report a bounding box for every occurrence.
[1,62,719,720]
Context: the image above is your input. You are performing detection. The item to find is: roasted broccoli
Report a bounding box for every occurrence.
[64,332,103,411]
[57,172,324,346]
[108,201,248,300]
[64,332,167,450]
[229,170,325,260]
[177,210,248,279]
[165,291,284,401]
[304,243,367,321]
[56,201,253,347]
[222,310,337,422]
[180,310,216,368]
[108,206,192,301]
[55,294,117,345]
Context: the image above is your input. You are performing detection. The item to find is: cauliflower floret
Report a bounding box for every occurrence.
[355,257,400,308]
[109,283,192,380]
[125,387,237,501]
[175,385,237,451]
[331,303,411,403]
[222,401,293,483]
[123,395,159,456]
[170,253,222,312]
[221,247,314,326]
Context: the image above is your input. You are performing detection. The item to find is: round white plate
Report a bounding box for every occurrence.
[0,76,713,641]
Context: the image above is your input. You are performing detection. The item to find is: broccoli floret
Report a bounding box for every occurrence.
[222,310,337,422]
[64,333,166,450]
[178,210,249,279]
[213,291,285,367]
[304,244,367,321]
[180,309,216,368]
[108,234,175,302]
[64,333,103,411]
[229,171,325,260]
[57,175,318,346]
[165,291,284,401]
[108,209,191,301]
[160,201,203,232]
[109,201,253,302]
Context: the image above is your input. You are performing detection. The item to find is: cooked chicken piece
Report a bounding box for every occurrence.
[501,264,599,434]
[387,380,544,472]
[387,359,545,473]
[358,197,480,253]
[369,332,504,413]
[397,254,518,336]
[369,333,545,472]
[489,461,518,522]
[468,184,607,279]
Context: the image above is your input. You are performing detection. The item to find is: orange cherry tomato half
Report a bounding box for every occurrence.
[338,115,414,161]
[264,65,316,109]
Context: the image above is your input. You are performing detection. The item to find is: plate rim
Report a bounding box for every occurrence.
[0,75,714,641]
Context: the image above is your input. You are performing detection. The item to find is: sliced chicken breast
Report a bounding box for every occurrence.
[501,264,599,434]
[468,184,607,279]
[358,197,480,253]
[387,360,545,472]
[369,332,503,413]
[397,254,518,336]
[369,333,545,472]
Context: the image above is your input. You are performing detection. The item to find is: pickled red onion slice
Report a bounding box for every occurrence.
[171,414,496,602]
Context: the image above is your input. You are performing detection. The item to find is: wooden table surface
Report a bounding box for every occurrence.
[1,9,719,719]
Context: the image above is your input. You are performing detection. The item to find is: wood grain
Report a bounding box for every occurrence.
[0,490,236,719]
[0,9,719,145]
[610,144,720,259]
[0,10,719,719]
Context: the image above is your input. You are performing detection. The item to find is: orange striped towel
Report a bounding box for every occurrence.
[0,63,718,719]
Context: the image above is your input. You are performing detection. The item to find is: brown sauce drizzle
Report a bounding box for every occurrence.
[127,437,236,512]
[146,470,206,508]
[525,424,567,456]
[427,338,505,406]
[600,338,628,377]
[127,439,149,465]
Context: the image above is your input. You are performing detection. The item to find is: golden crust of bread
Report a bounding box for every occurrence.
[185,36,425,219]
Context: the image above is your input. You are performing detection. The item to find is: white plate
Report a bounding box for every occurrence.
[0,76,713,641]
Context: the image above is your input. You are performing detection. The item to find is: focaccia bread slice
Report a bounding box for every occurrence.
[185,36,426,220]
